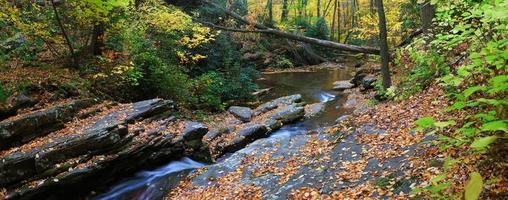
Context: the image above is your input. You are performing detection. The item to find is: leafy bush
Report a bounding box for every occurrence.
[133,52,192,103]
[305,17,329,40]
[410,0,507,198]
[0,84,7,102]
[192,72,225,111]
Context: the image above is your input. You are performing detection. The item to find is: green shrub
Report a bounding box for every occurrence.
[0,84,7,102]
[305,17,329,40]
[193,71,225,111]
[133,52,192,103]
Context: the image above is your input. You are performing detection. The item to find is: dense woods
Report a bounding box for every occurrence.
[0,0,506,199]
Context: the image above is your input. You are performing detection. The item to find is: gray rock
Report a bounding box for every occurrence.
[226,124,268,153]
[361,75,377,91]
[268,105,305,123]
[304,103,326,118]
[0,99,96,150]
[254,94,302,116]
[0,99,173,188]
[333,80,354,91]
[182,121,208,140]
[335,115,351,124]
[228,106,253,122]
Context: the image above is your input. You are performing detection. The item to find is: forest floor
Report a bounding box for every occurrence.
[165,71,508,199]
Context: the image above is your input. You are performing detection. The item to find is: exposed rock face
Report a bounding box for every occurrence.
[206,95,305,160]
[228,106,253,122]
[304,103,326,118]
[253,94,302,116]
[0,98,212,200]
[0,99,96,150]
[168,124,426,199]
[333,80,354,91]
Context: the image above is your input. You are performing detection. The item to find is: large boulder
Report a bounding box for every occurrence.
[333,80,354,91]
[228,106,253,122]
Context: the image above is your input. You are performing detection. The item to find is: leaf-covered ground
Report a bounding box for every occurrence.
[164,82,507,199]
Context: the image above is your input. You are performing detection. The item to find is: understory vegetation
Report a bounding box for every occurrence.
[379,0,507,198]
[0,0,506,199]
[0,0,258,111]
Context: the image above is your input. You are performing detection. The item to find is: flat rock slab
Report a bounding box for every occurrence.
[207,95,305,160]
[0,99,96,150]
[0,99,173,188]
[2,99,209,200]
[228,106,253,122]
[169,124,425,199]
[333,80,354,91]
[304,103,326,118]
[254,94,302,116]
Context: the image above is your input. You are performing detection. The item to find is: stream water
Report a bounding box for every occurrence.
[95,68,354,200]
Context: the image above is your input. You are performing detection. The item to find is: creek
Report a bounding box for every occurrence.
[95,68,354,200]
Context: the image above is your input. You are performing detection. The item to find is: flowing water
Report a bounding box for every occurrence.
[96,68,354,200]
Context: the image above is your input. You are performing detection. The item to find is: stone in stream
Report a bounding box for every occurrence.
[225,124,268,153]
[333,80,354,91]
[228,106,253,122]
[304,103,326,118]
[253,94,302,116]
[0,99,96,150]
[207,94,306,159]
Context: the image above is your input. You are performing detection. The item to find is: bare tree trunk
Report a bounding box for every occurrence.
[376,0,391,89]
[337,0,341,42]
[369,0,376,15]
[91,23,105,56]
[281,0,289,21]
[419,2,435,36]
[50,0,78,67]
[331,0,337,40]
[317,0,321,17]
[267,0,273,26]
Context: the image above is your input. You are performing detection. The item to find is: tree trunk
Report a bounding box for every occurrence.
[419,2,435,36]
[50,0,78,67]
[281,0,289,21]
[330,0,337,40]
[317,0,321,17]
[91,23,105,56]
[376,0,391,89]
[267,0,273,26]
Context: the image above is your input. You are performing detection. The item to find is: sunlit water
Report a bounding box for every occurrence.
[96,68,353,200]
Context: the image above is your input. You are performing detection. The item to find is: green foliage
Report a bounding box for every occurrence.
[464,172,483,200]
[305,17,329,40]
[273,55,294,69]
[0,84,7,102]
[193,72,226,110]
[411,0,507,198]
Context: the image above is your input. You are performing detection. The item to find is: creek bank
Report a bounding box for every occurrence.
[0,93,312,200]
[165,85,447,199]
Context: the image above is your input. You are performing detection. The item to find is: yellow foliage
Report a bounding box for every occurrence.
[355,0,405,46]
